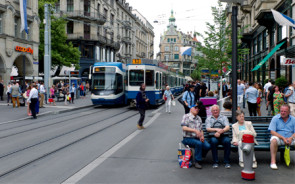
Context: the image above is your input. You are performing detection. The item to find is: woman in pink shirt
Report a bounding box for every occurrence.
[49,85,56,106]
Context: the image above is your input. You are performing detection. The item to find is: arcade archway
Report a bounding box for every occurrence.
[11,54,34,83]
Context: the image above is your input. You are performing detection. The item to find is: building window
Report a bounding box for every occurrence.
[263,30,268,50]
[174,46,178,51]
[97,4,100,16]
[253,38,257,55]
[258,34,262,52]
[0,13,2,34]
[117,8,119,16]
[67,0,74,12]
[165,46,169,51]
[67,21,74,34]
[14,18,18,38]
[277,26,282,42]
[164,54,169,61]
[174,54,179,60]
[81,45,94,59]
[55,0,60,12]
[104,8,108,19]
[174,38,176,42]
[168,38,170,42]
[84,0,90,16]
[111,14,114,25]
[110,0,114,7]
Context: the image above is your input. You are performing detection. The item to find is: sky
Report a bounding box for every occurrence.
[126,0,223,57]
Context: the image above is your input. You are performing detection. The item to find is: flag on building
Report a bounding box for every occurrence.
[271,9,295,29]
[20,0,28,34]
[180,47,192,56]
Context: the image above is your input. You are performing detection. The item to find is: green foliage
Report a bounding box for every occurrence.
[38,0,81,73]
[191,68,201,81]
[195,2,249,77]
[275,77,288,88]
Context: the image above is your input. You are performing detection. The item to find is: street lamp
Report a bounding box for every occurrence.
[220,0,245,122]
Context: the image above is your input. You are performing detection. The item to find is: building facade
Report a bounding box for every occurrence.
[158,10,198,76]
[0,0,40,84]
[55,0,154,79]
[226,0,295,84]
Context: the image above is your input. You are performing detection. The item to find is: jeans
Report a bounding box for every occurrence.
[243,96,246,108]
[210,136,231,164]
[182,138,211,162]
[7,93,11,103]
[137,108,145,126]
[30,98,38,118]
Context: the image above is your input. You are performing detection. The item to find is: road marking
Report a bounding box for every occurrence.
[62,112,161,184]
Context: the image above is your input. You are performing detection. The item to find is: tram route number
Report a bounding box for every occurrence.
[132,59,141,64]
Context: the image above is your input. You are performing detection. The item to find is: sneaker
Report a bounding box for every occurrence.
[194,162,202,169]
[225,163,231,169]
[270,163,278,170]
[252,161,257,169]
[137,125,143,130]
[239,162,244,168]
[212,163,219,169]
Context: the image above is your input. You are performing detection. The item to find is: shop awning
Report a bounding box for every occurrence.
[251,41,286,71]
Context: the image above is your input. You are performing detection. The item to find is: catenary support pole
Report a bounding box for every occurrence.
[232,5,238,122]
[44,4,50,101]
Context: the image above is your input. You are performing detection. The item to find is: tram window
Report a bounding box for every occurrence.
[156,73,159,89]
[116,74,123,94]
[129,70,144,86]
[146,70,154,86]
[160,73,162,89]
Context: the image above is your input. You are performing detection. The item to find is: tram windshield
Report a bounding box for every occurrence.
[92,73,123,95]
[129,70,144,86]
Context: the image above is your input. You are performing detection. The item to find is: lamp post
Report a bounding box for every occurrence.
[220,0,244,122]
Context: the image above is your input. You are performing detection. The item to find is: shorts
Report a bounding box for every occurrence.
[270,136,295,146]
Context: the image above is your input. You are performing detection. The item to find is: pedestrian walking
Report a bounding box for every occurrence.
[49,85,56,106]
[273,86,284,115]
[70,84,76,104]
[79,83,85,99]
[245,82,258,116]
[256,83,263,116]
[27,84,38,119]
[136,83,149,130]
[39,82,46,108]
[237,80,245,109]
[0,80,4,101]
[285,81,295,116]
[182,85,196,114]
[266,81,275,115]
[6,82,11,106]
[10,81,22,108]
[163,86,174,113]
[26,86,32,116]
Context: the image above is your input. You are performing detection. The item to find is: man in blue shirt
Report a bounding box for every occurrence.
[237,79,245,109]
[245,82,258,116]
[182,85,195,114]
[268,104,295,170]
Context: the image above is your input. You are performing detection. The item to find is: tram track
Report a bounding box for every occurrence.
[0,107,112,140]
[0,109,139,179]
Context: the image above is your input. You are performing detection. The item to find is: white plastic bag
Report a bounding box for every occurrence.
[172,100,176,106]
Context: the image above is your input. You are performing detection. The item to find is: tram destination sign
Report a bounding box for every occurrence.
[94,67,116,73]
[281,58,295,65]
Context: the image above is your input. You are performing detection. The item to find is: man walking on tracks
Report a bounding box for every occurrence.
[27,84,39,119]
[268,104,295,170]
[136,83,149,130]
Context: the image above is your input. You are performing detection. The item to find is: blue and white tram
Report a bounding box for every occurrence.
[90,62,126,105]
[126,61,186,107]
[126,63,164,107]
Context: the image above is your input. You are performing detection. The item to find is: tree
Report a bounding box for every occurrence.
[194,2,249,85]
[38,0,80,74]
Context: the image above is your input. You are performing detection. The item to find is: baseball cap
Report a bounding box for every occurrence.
[189,104,199,109]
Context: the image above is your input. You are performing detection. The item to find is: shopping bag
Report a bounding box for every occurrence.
[172,100,176,106]
[164,96,167,101]
[178,143,192,169]
[284,145,290,166]
[48,98,53,103]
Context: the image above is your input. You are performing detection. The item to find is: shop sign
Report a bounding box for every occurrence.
[281,58,295,65]
[15,46,33,55]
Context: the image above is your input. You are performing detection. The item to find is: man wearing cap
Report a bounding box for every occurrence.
[181,104,211,169]
[206,105,231,169]
[182,85,195,114]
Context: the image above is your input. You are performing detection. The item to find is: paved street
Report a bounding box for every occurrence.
[0,97,294,183]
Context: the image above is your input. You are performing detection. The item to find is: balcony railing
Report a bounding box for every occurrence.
[67,33,107,44]
[56,10,106,24]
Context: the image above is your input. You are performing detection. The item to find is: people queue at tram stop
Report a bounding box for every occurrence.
[0,80,90,119]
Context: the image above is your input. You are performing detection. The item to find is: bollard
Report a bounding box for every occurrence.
[241,134,255,180]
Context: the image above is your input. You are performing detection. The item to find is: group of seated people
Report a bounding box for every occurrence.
[181,104,295,170]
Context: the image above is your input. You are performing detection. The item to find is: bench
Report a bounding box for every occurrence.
[183,123,294,162]
[55,92,65,102]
